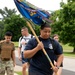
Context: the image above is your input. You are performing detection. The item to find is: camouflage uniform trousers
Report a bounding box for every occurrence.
[0,59,14,75]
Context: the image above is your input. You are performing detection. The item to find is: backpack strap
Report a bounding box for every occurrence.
[20,36,23,42]
[20,35,33,42]
[31,35,33,38]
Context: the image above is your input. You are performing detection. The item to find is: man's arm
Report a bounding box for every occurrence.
[56,54,64,67]
[18,38,22,60]
[24,41,44,58]
[54,41,64,67]
[53,41,64,73]
[18,47,22,60]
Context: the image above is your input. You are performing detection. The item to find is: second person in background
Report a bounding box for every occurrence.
[53,34,63,75]
[18,26,33,75]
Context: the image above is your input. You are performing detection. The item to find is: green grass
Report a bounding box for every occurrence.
[61,43,75,58]
[61,43,73,51]
[15,71,28,75]
[63,52,75,58]
[15,71,22,75]
[14,42,18,47]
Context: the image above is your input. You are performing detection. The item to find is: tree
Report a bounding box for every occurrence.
[34,25,40,36]
[0,7,17,20]
[0,7,17,40]
[51,0,75,52]
[3,14,40,41]
[4,14,27,41]
[0,21,4,40]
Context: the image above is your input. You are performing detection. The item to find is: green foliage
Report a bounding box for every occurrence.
[51,1,75,51]
[34,25,40,36]
[0,21,4,40]
[0,7,16,20]
[4,14,27,41]
[0,7,17,40]
[60,2,65,7]
[0,7,41,41]
[3,14,40,41]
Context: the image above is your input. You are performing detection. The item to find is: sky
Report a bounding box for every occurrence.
[0,0,67,14]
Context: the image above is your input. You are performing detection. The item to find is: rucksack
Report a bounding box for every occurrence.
[20,34,33,42]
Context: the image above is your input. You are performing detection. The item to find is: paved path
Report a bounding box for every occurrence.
[63,57,75,72]
[14,50,75,75]
[62,69,75,75]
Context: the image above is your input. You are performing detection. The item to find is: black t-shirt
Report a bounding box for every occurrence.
[25,37,63,75]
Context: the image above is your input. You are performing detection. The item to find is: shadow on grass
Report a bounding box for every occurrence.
[63,51,75,58]
[64,52,75,54]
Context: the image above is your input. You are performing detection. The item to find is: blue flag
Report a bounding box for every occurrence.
[14,0,51,25]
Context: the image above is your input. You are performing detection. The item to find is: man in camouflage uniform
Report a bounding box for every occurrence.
[0,31,15,75]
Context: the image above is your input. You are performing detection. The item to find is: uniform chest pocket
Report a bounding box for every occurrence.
[1,45,13,59]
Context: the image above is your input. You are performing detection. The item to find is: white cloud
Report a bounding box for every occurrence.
[0,0,16,9]
[27,0,61,11]
[0,0,67,19]
[0,0,67,11]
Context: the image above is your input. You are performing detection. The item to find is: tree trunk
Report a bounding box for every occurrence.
[73,47,75,53]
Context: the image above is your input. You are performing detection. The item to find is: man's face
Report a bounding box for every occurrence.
[5,36,12,42]
[21,29,27,36]
[40,27,51,39]
[54,36,59,42]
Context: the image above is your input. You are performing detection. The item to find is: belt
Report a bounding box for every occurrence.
[1,58,10,61]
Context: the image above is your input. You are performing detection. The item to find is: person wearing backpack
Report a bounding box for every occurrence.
[18,26,33,75]
[53,34,63,75]
[24,23,64,75]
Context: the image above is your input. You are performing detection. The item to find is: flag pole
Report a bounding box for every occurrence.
[26,19,58,75]
[14,0,57,75]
